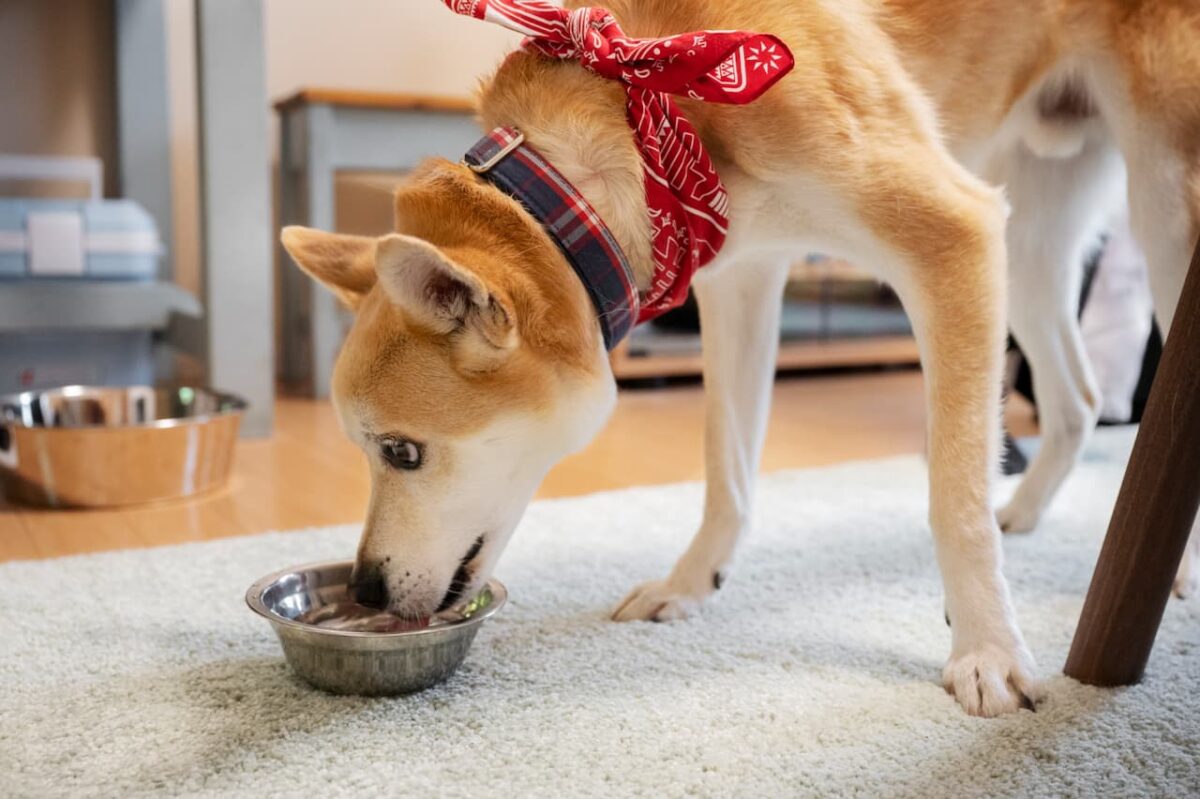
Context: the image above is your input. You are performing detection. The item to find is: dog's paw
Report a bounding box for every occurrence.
[943,642,1043,717]
[1175,540,1198,599]
[612,577,711,622]
[996,498,1040,534]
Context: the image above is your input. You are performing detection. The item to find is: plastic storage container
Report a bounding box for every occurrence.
[0,154,195,393]
[0,155,161,279]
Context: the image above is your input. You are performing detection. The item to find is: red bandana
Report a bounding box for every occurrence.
[442,0,794,322]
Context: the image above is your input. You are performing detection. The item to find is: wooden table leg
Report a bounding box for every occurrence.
[1064,237,1200,686]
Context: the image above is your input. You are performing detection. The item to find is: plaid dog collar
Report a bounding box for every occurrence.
[465,127,639,350]
[445,0,795,333]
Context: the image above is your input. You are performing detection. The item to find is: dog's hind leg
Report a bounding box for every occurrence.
[1128,150,1200,599]
[1176,531,1200,600]
[612,257,790,622]
[1089,11,1200,595]
[1122,131,1200,600]
[995,137,1126,533]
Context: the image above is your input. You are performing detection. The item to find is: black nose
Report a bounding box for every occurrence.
[350,565,388,609]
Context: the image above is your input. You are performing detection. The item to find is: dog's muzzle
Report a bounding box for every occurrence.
[350,562,388,609]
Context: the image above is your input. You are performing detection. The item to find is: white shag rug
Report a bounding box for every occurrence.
[2,428,1198,798]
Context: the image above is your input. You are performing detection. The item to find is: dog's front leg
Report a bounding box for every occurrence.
[875,159,1042,716]
[613,257,790,622]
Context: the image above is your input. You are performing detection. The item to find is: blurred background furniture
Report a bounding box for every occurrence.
[614,257,918,380]
[0,154,199,391]
[0,0,273,436]
[275,90,480,397]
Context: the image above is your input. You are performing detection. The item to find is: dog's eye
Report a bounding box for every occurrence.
[380,438,422,471]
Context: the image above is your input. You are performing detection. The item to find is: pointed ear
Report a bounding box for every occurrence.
[280,226,377,309]
[375,234,517,371]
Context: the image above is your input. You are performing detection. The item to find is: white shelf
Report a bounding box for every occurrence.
[0,280,200,333]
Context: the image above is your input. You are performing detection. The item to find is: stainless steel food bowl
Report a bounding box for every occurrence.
[246,560,507,696]
[0,385,245,508]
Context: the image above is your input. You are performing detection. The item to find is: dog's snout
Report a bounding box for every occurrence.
[350,562,388,609]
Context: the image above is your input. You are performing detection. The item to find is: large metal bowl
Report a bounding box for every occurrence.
[246,560,507,696]
[0,385,246,508]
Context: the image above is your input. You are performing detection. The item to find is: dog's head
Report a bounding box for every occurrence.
[282,161,615,617]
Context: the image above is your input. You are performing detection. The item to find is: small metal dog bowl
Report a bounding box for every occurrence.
[0,385,245,508]
[246,560,507,696]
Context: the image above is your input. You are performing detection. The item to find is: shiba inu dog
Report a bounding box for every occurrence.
[281,0,1200,716]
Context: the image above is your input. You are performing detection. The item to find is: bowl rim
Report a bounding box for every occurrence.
[0,385,247,431]
[245,559,507,639]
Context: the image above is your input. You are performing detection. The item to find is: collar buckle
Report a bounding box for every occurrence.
[466,130,526,174]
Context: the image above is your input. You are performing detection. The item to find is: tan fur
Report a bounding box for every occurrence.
[292,0,1200,382]
[282,0,1200,716]
[478,0,1200,255]
[279,228,377,310]
[478,56,656,281]
[392,161,602,372]
[282,160,603,439]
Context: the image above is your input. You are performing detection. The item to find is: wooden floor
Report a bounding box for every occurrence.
[0,368,1038,562]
